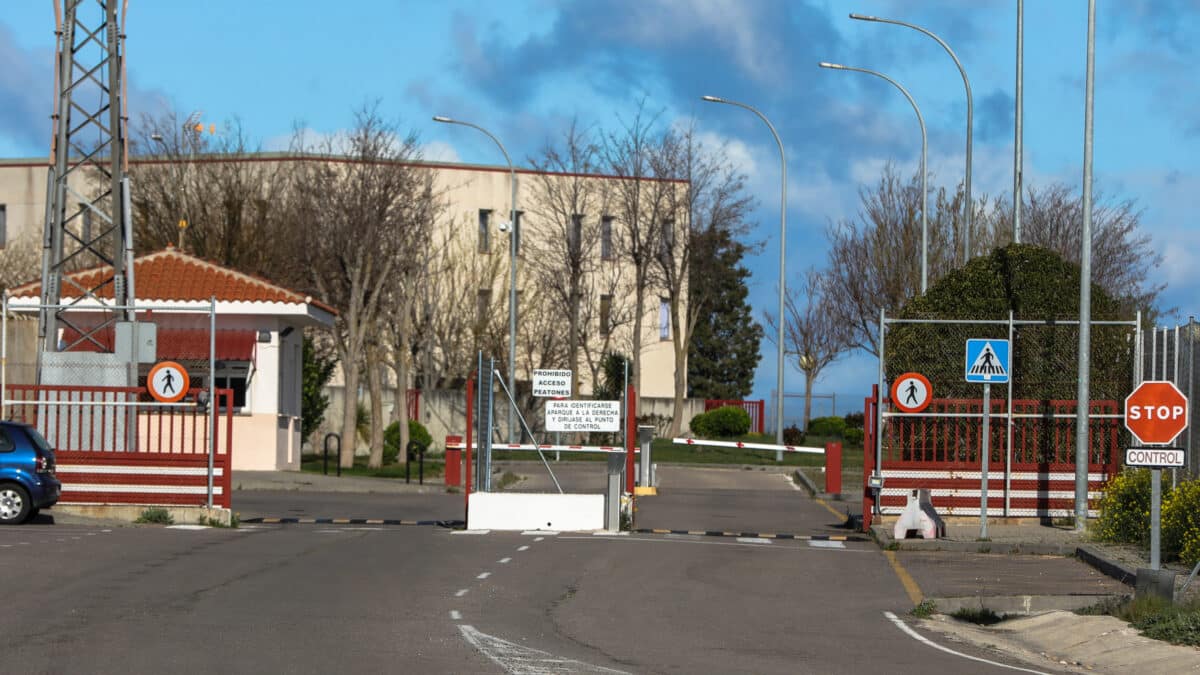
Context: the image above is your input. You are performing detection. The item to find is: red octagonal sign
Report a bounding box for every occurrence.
[1125,381,1190,445]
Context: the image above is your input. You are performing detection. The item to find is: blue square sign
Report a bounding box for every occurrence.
[965,339,1010,384]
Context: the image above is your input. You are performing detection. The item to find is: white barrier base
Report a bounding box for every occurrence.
[468,492,604,531]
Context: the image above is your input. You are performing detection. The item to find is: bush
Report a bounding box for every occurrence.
[135,507,174,525]
[782,424,805,446]
[383,419,434,464]
[1095,469,1152,547]
[843,412,865,429]
[807,416,847,437]
[1164,479,1200,565]
[844,428,865,446]
[690,406,750,438]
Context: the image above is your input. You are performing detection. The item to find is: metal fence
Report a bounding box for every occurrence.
[1140,319,1200,478]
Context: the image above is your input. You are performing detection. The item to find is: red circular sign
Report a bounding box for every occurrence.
[890,372,933,414]
[1124,381,1189,445]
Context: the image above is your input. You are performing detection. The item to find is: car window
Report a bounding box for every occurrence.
[0,429,14,453]
[20,426,53,454]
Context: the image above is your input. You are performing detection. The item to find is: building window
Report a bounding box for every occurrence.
[600,216,613,260]
[513,211,523,255]
[569,214,583,255]
[202,361,251,410]
[659,297,670,340]
[476,289,491,327]
[659,218,675,263]
[600,294,612,336]
[478,209,491,253]
[0,204,7,248]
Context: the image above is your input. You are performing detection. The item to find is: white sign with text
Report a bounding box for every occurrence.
[532,369,573,398]
[545,400,621,432]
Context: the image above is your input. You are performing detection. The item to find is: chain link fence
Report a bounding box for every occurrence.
[1141,319,1200,478]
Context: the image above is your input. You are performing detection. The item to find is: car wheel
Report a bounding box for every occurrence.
[0,484,31,524]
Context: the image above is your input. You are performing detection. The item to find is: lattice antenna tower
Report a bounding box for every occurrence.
[37,0,136,373]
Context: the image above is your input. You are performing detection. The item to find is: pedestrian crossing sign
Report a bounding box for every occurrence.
[965,339,1010,384]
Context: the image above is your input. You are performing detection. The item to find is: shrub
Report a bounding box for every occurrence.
[782,424,805,446]
[807,416,847,437]
[844,428,865,446]
[689,411,713,437]
[383,419,434,464]
[1163,479,1200,565]
[843,412,865,429]
[135,507,174,525]
[705,406,751,437]
[1094,469,1152,546]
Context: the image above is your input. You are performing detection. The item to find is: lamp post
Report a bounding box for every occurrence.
[819,62,927,293]
[850,13,973,264]
[701,95,787,460]
[434,115,519,443]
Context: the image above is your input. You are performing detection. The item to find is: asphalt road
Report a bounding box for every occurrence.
[1,467,1063,674]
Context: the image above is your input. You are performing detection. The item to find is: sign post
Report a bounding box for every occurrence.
[965,339,1010,540]
[1124,380,1190,570]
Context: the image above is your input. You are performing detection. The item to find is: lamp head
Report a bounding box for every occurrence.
[701,95,724,103]
[497,220,511,233]
[849,13,877,21]
[432,115,454,123]
[818,62,844,70]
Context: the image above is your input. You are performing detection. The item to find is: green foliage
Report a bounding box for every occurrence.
[843,412,864,429]
[301,334,337,443]
[888,244,1132,403]
[1163,479,1200,565]
[135,507,174,525]
[1094,469,1152,547]
[807,416,847,437]
[691,406,750,438]
[910,599,937,618]
[1082,595,1200,646]
[593,352,629,401]
[844,428,865,446]
[782,424,805,446]
[383,419,433,464]
[687,226,762,399]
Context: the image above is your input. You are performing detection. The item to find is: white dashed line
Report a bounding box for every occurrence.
[477,572,491,580]
[452,530,491,535]
[522,531,558,536]
[498,557,511,564]
[534,537,545,542]
[592,531,629,536]
[449,610,462,621]
[736,537,773,545]
[809,540,846,549]
[517,545,530,552]
[455,589,469,597]
[785,474,803,491]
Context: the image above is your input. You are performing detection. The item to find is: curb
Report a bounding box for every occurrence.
[632,527,868,542]
[241,517,464,528]
[1076,544,1137,586]
[928,593,1123,615]
[791,469,854,502]
[871,525,1083,555]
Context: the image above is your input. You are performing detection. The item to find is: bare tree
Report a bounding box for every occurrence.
[650,123,754,436]
[287,106,430,468]
[602,103,674,404]
[765,268,853,429]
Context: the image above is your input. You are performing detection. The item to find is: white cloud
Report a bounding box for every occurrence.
[421,140,461,163]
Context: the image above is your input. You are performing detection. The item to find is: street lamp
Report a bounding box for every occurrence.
[819,62,928,293]
[701,95,788,460]
[433,115,519,443]
[850,13,973,264]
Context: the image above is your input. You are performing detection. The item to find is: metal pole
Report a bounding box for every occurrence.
[1152,468,1162,570]
[207,296,215,508]
[1006,311,1014,516]
[701,95,787,460]
[1013,0,1024,242]
[850,13,972,263]
[1189,317,1196,476]
[874,308,886,510]
[981,382,991,540]
[818,63,927,293]
[433,116,519,443]
[1074,0,1096,532]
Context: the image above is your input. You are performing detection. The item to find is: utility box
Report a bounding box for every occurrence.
[115,321,157,363]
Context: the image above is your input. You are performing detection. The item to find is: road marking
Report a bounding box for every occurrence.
[736,537,772,544]
[534,537,545,542]
[459,624,630,674]
[517,545,530,552]
[592,531,628,536]
[809,540,846,549]
[883,612,1050,674]
[785,473,803,491]
[884,550,924,605]
[498,557,511,564]
[455,589,469,597]
[814,498,849,524]
[452,530,491,535]
[477,572,491,580]
[166,525,208,530]
[523,531,558,536]
[449,610,462,621]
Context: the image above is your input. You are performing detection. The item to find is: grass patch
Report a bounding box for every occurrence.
[1075,595,1200,646]
[651,434,865,466]
[910,599,938,618]
[951,607,1011,626]
[494,471,522,490]
[135,507,174,525]
[300,453,444,480]
[199,513,238,528]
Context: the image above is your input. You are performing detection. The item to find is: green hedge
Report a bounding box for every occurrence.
[1096,469,1200,565]
[689,406,751,438]
[383,419,433,464]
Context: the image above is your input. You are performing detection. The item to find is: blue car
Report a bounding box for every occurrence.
[0,421,62,524]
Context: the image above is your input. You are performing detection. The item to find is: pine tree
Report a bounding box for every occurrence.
[687,227,762,400]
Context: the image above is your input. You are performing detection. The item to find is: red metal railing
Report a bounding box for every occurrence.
[705,399,765,434]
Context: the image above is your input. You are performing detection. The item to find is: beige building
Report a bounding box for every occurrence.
[0,154,688,435]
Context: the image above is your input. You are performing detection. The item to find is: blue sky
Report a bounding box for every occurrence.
[3,1,1197,423]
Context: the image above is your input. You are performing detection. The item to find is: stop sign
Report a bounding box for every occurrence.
[1125,381,1190,445]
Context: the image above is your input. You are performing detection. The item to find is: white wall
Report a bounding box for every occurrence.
[467,493,604,531]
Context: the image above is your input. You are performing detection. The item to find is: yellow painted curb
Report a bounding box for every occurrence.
[633,486,658,496]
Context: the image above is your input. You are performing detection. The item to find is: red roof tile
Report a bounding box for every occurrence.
[10,246,336,315]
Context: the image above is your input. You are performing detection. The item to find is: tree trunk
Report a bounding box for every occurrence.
[367,344,385,469]
[668,300,686,438]
[398,311,412,465]
[340,359,359,469]
[803,370,815,430]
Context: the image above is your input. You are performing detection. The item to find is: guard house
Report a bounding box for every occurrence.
[7,246,337,471]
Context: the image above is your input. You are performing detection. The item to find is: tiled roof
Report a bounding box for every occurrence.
[9,246,336,315]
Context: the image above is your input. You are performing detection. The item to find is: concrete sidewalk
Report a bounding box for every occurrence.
[232,469,450,494]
